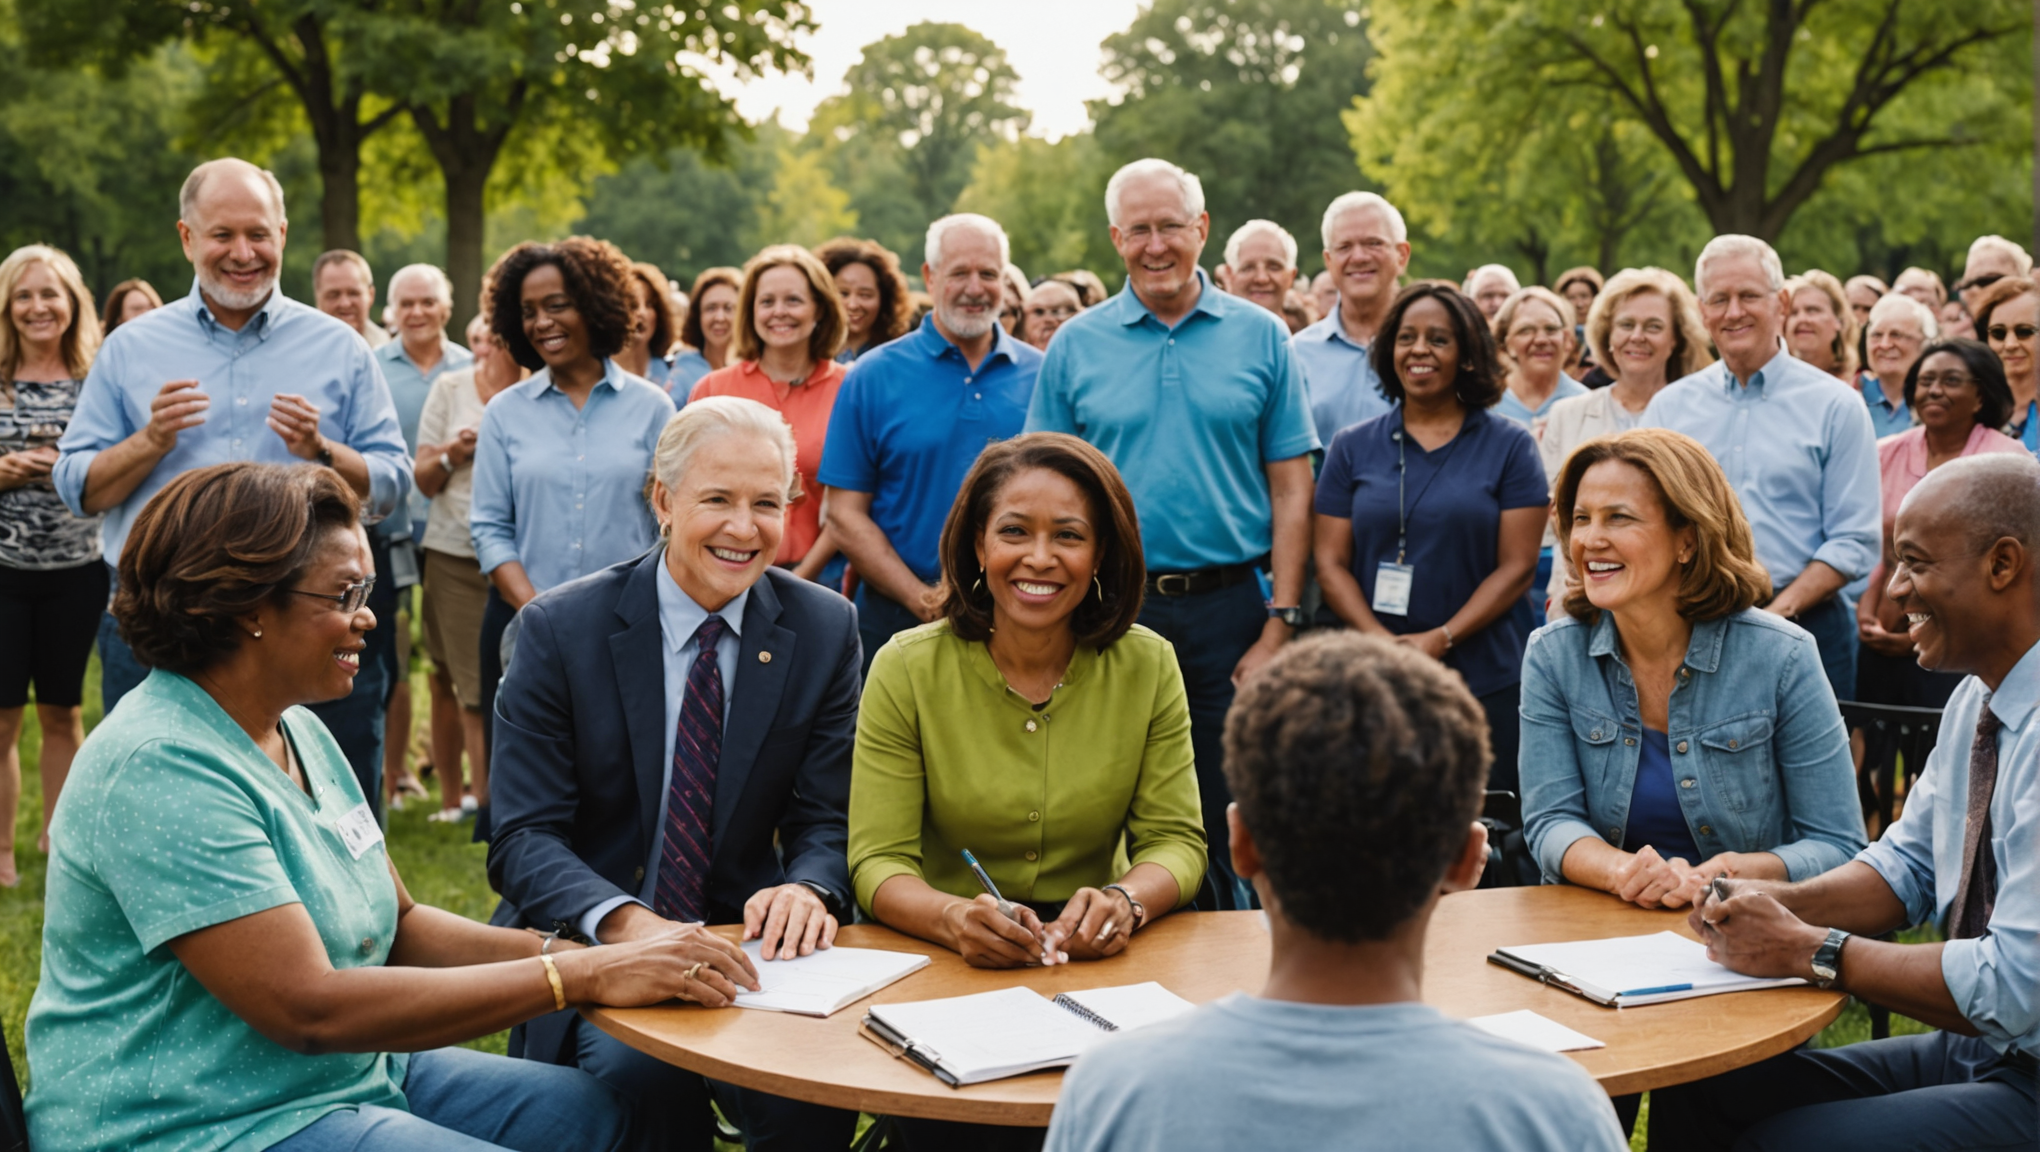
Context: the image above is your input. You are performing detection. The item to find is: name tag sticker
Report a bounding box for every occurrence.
[334,802,384,861]
[1373,562,1414,617]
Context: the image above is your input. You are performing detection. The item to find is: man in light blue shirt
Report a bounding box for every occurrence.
[1859,291,1936,440]
[1027,159,1318,902]
[1044,633,1627,1152]
[1642,235,1880,701]
[1652,454,2040,1151]
[376,264,473,534]
[53,158,411,807]
[1289,192,1407,446]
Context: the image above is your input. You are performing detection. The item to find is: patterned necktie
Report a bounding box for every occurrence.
[655,615,726,924]
[1949,700,2001,940]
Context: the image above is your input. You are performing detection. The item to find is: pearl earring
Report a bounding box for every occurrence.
[252,628,263,638]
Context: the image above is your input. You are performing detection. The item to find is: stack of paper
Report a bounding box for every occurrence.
[731,942,930,1017]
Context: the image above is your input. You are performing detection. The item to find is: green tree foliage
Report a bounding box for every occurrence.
[578,127,784,289]
[954,133,1117,281]
[813,21,1030,266]
[1089,0,1376,273]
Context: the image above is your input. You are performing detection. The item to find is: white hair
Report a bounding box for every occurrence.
[389,263,454,304]
[179,158,287,225]
[1968,234,2034,276]
[652,396,798,505]
[1223,220,1298,271]
[1320,191,1408,249]
[1867,291,1938,341]
[1104,158,1206,227]
[1466,263,1521,293]
[1694,235,1784,296]
[924,214,1010,273]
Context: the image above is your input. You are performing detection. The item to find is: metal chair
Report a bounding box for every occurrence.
[2,1016,27,1152]
[1838,701,1942,838]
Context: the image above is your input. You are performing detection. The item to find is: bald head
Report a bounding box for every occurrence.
[1902,453,2040,556]
[179,159,286,228]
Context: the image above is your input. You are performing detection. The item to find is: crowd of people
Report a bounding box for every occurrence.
[0,151,2034,1151]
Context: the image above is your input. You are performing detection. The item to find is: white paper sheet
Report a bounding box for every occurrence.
[731,942,929,1017]
[1468,1009,1606,1052]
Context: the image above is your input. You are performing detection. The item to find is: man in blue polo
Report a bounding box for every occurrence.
[1026,158,1318,903]
[819,213,1042,670]
[1291,191,1409,447]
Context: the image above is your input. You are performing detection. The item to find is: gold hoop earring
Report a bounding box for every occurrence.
[971,577,985,598]
[1093,576,1104,600]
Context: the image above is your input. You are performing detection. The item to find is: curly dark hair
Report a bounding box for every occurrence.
[937,433,1146,650]
[1904,337,2014,431]
[1368,282,1506,409]
[1223,632,1490,943]
[631,262,678,359]
[115,463,361,674]
[813,236,913,349]
[486,236,636,372]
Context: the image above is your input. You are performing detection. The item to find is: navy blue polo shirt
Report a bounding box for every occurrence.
[1314,407,1549,696]
[817,315,1042,583]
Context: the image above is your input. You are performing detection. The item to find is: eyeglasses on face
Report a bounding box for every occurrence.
[287,576,376,615]
[1987,324,2039,343]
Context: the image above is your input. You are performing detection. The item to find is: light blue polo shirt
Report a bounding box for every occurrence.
[1026,272,1319,572]
[1858,372,1913,440]
[1291,308,1394,446]
[817,316,1040,583]
[376,335,473,536]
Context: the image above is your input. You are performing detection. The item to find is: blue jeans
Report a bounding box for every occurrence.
[1648,1031,2037,1151]
[1793,593,1858,706]
[269,1047,632,1152]
[1135,577,1266,907]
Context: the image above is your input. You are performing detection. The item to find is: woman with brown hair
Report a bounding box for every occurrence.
[813,236,912,362]
[669,265,741,396]
[0,244,104,887]
[688,245,850,583]
[1784,270,1859,381]
[616,261,679,392]
[99,278,162,333]
[1521,428,1865,914]
[1973,274,2040,450]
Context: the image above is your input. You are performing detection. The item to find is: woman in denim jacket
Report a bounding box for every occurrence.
[1522,429,1867,909]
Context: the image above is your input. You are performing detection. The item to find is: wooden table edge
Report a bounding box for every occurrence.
[1592,993,1848,1097]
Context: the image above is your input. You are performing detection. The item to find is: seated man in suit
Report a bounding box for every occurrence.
[489,395,863,1152]
[1650,453,2040,1151]
[1044,632,1628,1152]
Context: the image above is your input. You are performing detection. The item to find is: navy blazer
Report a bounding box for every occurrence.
[487,552,860,940]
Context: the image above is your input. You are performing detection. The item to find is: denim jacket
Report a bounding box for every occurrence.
[1520,608,1867,884]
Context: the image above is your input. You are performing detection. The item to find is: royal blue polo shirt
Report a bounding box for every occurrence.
[1026,271,1318,572]
[1314,407,1548,696]
[817,315,1041,583]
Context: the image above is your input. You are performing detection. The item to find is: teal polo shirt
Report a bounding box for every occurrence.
[26,670,407,1152]
[1026,271,1318,572]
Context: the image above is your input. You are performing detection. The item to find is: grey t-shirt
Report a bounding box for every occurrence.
[1044,995,1628,1152]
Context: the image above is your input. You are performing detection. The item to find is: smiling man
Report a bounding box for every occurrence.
[1641,234,1881,702]
[312,250,391,348]
[1026,158,1318,906]
[1648,452,2040,1151]
[1290,192,1410,447]
[53,156,411,808]
[1217,219,1299,317]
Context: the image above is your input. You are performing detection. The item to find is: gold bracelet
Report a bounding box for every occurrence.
[539,954,567,1012]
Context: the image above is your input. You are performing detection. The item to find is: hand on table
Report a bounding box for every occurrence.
[1611,845,1713,909]
[943,894,1061,969]
[743,883,837,961]
[1689,879,1825,980]
[1042,887,1134,962]
[567,921,760,1008]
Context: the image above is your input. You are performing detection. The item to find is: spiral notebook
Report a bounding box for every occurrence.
[860,982,1195,1086]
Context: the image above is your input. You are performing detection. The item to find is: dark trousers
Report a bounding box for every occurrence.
[1794,594,1858,707]
[1649,1032,2038,1151]
[853,584,925,680]
[1478,681,1523,798]
[1855,644,1965,709]
[569,1015,857,1152]
[1135,577,1266,906]
[476,586,516,841]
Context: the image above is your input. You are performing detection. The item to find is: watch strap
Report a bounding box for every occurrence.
[1811,927,1850,988]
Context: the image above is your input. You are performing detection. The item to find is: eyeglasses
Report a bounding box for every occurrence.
[1987,324,2039,342]
[287,577,376,615]
[1915,371,1975,391]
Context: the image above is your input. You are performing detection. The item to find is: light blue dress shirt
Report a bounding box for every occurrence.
[467,360,675,592]
[1858,373,1913,440]
[1856,640,2040,1055]
[375,335,473,536]
[667,349,713,399]
[53,282,412,560]
[1290,308,1394,447]
[1641,347,1881,587]
[1495,375,1590,430]
[576,554,747,939]
[1026,271,1319,572]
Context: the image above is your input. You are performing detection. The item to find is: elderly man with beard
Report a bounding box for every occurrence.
[818,213,1044,672]
[54,157,410,806]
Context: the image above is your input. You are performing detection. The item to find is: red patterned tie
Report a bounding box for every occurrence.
[655,615,726,923]
[1949,701,2000,941]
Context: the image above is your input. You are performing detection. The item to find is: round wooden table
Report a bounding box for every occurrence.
[585,885,1845,1126]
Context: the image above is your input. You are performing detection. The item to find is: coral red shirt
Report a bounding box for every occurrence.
[689,358,848,563]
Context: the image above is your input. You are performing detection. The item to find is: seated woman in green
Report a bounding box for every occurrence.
[850,432,1206,970]
[25,463,762,1152]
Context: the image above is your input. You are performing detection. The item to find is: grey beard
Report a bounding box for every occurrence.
[938,302,996,340]
[198,267,276,312]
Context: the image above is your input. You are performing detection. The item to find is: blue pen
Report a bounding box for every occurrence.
[1620,983,1695,998]
[960,849,1019,922]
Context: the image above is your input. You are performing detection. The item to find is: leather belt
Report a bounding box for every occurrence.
[1144,563,1259,598]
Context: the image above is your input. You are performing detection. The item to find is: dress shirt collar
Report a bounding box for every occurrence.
[1719,344,1794,396]
[383,333,464,374]
[535,357,626,399]
[1986,637,2040,732]
[911,312,1021,369]
[1587,610,1728,675]
[1860,373,1902,413]
[185,276,290,340]
[655,548,748,654]
[1298,306,1370,349]
[1107,268,1228,329]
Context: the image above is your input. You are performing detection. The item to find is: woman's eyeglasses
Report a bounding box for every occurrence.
[287,577,376,615]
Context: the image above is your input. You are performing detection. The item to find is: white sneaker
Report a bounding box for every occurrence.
[388,794,407,814]
[426,807,467,824]
[460,794,479,813]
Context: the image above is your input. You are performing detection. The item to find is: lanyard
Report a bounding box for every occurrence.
[1395,418,1460,564]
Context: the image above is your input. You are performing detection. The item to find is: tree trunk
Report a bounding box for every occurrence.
[444,159,488,335]
[317,129,363,255]
[411,91,518,335]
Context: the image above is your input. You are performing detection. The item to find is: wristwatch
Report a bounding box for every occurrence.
[1266,605,1307,628]
[313,439,335,469]
[1810,927,1850,989]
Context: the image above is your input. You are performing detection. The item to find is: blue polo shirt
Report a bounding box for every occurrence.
[376,335,473,536]
[1858,373,1913,440]
[1314,408,1548,696]
[817,316,1040,583]
[1027,272,1319,572]
[1291,309,1394,446]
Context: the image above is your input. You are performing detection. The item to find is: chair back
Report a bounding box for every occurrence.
[1838,701,1943,837]
[1,1015,26,1152]
[1477,790,1539,888]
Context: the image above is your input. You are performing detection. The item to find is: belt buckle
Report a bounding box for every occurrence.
[1154,573,1191,596]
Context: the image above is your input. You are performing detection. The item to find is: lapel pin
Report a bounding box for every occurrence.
[758,651,772,663]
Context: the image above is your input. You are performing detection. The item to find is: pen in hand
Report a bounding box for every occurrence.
[961,848,1062,965]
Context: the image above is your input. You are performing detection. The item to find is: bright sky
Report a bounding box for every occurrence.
[710,0,1147,141]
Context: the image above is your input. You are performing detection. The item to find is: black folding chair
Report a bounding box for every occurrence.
[2,1016,27,1152]
[1478,790,1539,889]
[1838,701,1942,837]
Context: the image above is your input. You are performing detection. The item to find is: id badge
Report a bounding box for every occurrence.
[1373,562,1415,617]
[334,801,385,860]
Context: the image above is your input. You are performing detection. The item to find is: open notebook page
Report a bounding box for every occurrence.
[1499,931,1803,1004]
[868,987,1111,1084]
[1058,982,1196,1031]
[732,942,930,1017]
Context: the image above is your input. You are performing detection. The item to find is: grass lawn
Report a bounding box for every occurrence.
[1,652,1934,1150]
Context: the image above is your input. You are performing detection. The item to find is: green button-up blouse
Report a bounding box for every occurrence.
[849,620,1206,914]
